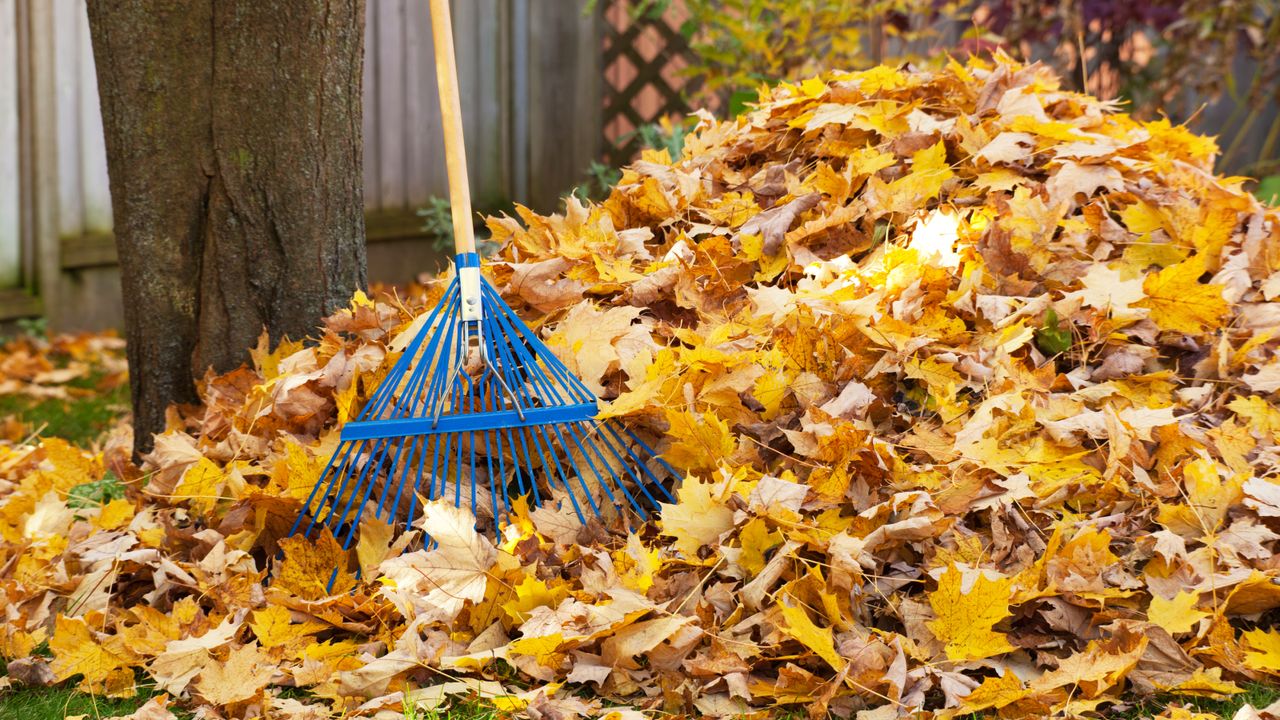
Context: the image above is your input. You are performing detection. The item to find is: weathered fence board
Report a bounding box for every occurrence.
[365,0,512,213]
[528,0,603,211]
[0,0,19,288]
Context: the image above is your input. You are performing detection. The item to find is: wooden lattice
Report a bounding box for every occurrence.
[602,1,694,166]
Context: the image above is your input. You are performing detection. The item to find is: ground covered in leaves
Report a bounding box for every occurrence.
[3,55,1280,719]
[0,330,128,445]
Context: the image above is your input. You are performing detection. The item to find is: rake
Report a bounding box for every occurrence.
[288,0,675,569]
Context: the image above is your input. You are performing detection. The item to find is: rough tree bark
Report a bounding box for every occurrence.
[86,0,367,455]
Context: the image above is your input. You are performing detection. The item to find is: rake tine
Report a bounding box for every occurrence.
[290,439,354,538]
[305,441,365,537]
[549,423,608,518]
[621,427,669,507]
[615,424,679,504]
[530,423,591,523]
[571,421,649,519]
[325,436,388,535]
[362,283,458,422]
[510,427,538,506]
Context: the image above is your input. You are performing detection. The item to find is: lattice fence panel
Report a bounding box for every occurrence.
[602,1,695,166]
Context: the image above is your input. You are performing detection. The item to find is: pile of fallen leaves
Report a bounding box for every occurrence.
[4,54,1280,719]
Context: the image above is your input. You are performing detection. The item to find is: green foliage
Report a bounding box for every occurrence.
[418,197,506,256]
[574,161,623,203]
[1256,175,1280,206]
[968,1,1280,173]
[1035,308,1073,356]
[417,196,455,254]
[576,118,694,201]
[1107,681,1280,719]
[14,317,47,340]
[400,693,499,720]
[631,116,692,161]
[598,0,1278,175]
[674,0,951,104]
[67,471,125,509]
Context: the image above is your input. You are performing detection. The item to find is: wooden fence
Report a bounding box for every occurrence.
[1,0,604,331]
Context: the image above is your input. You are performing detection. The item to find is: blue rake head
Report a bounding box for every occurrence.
[288,253,676,573]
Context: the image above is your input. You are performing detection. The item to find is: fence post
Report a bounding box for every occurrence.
[25,0,61,326]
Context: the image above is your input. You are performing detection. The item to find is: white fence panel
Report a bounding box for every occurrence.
[50,0,111,240]
[0,0,19,287]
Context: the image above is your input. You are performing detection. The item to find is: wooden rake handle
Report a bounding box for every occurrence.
[428,0,476,256]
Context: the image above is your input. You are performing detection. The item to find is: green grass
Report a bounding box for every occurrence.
[0,685,180,720]
[0,371,129,446]
[1113,681,1280,719]
[956,681,1280,719]
[406,697,502,720]
[0,684,512,720]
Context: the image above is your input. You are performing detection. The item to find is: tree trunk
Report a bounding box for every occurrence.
[86,0,367,455]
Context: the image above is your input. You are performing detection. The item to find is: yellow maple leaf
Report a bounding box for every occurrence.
[1228,395,1280,443]
[249,333,306,381]
[249,606,326,652]
[269,441,326,504]
[378,502,496,620]
[334,377,361,424]
[194,642,272,705]
[501,576,568,624]
[272,533,355,601]
[1157,456,1241,537]
[174,457,224,516]
[0,625,45,660]
[38,437,103,492]
[248,607,295,649]
[355,513,397,578]
[1031,629,1148,698]
[509,632,568,668]
[738,517,782,576]
[959,672,1027,714]
[926,564,1016,661]
[1164,667,1243,698]
[116,605,182,657]
[778,600,845,672]
[1242,628,1280,673]
[881,140,954,214]
[1136,258,1228,334]
[1148,591,1209,635]
[752,370,791,420]
[1119,200,1165,234]
[544,302,644,395]
[94,498,135,531]
[631,176,675,220]
[596,350,677,420]
[49,615,135,696]
[659,475,735,558]
[663,409,737,474]
[616,533,662,594]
